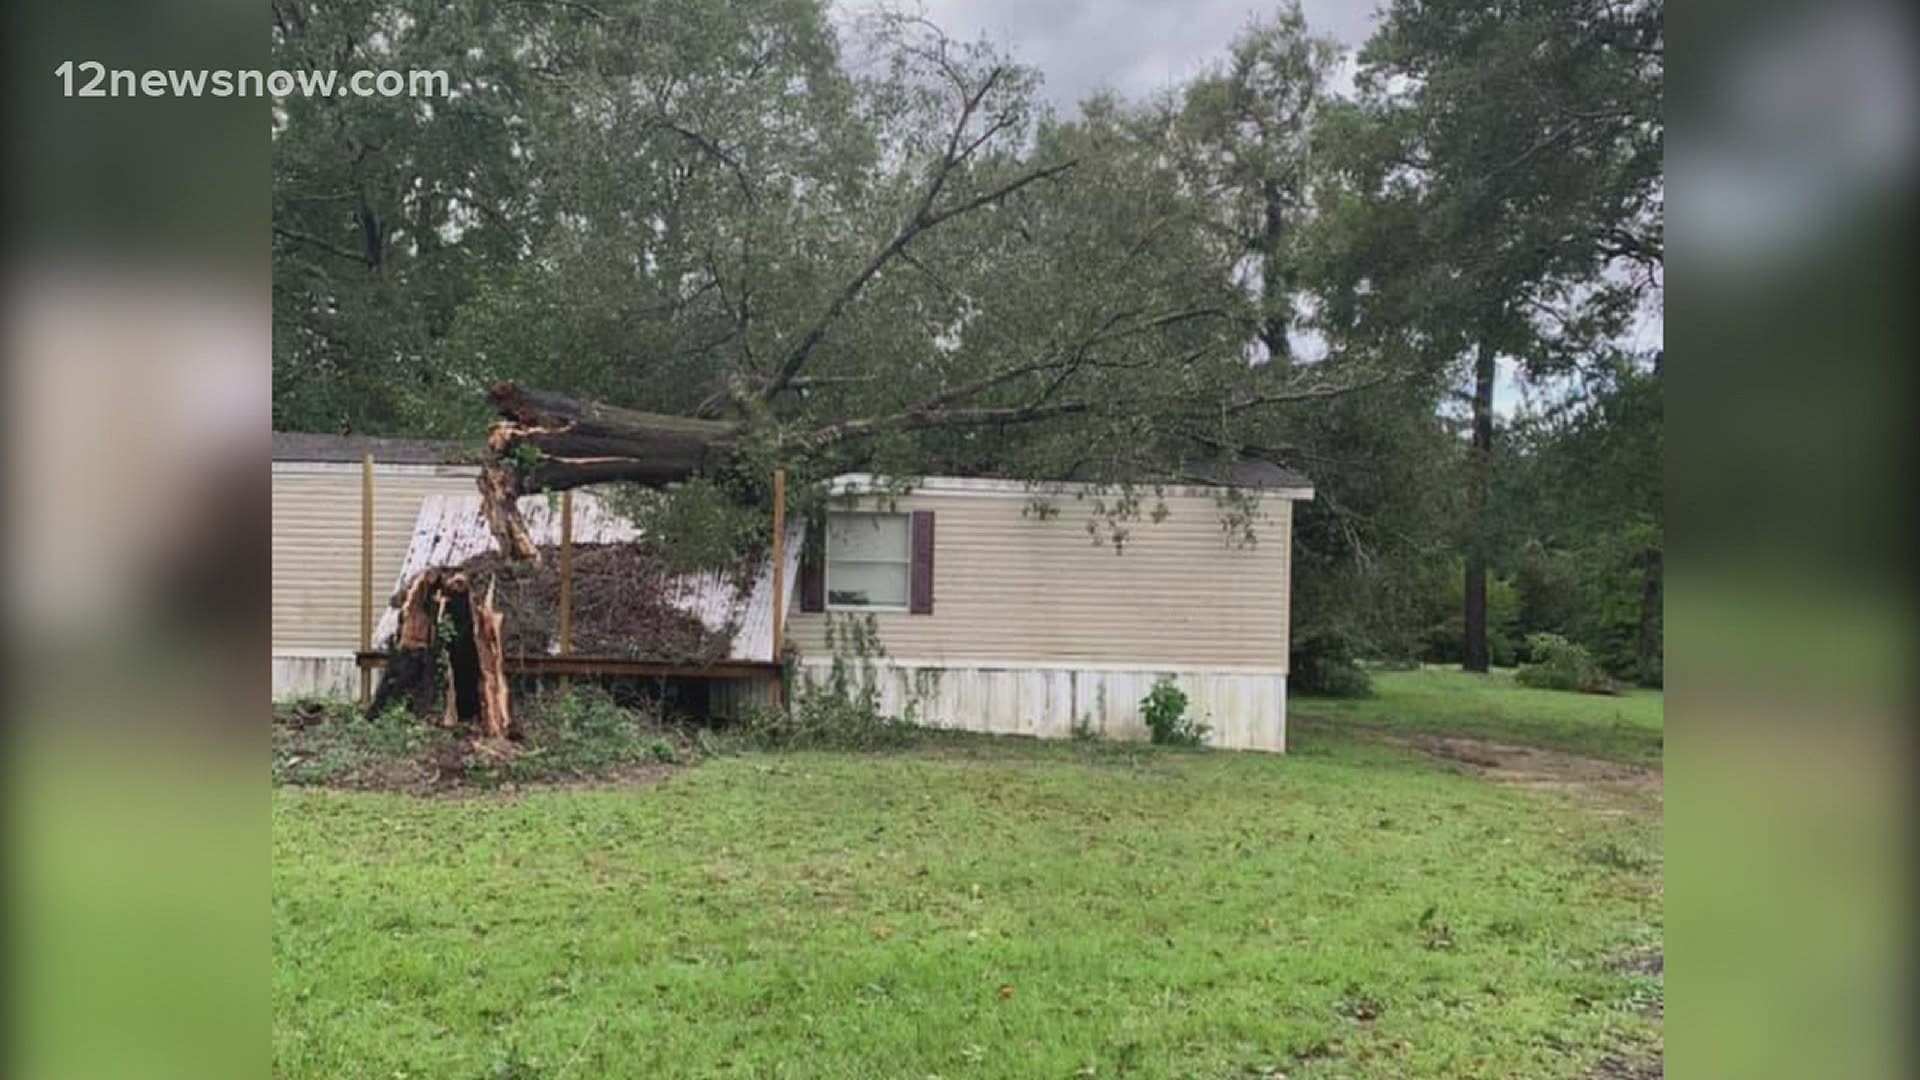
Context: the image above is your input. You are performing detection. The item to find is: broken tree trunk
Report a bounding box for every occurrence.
[470,576,514,741]
[368,570,445,719]
[480,382,743,560]
[473,380,1110,560]
[368,570,515,743]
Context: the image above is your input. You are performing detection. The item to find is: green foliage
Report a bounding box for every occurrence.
[1516,633,1615,695]
[506,441,543,474]
[1513,541,1580,638]
[1308,0,1662,672]
[607,475,769,577]
[489,688,696,783]
[733,612,919,750]
[1175,1,1342,362]
[1139,678,1209,746]
[1410,558,1521,667]
[272,686,690,791]
[1499,363,1664,684]
[271,698,448,788]
[275,694,359,726]
[1289,631,1375,698]
[271,0,1662,689]
[734,687,916,751]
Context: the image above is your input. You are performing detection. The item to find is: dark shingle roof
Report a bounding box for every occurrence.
[1175,457,1312,491]
[271,431,477,465]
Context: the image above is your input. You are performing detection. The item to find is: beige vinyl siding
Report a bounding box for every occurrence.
[272,463,480,651]
[789,491,1295,670]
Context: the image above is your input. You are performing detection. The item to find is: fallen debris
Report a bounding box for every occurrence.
[456,542,739,665]
[368,541,743,733]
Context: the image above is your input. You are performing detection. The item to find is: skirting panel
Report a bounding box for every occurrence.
[273,652,360,700]
[797,660,1287,752]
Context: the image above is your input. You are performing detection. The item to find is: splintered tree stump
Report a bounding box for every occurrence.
[469,575,515,741]
[368,570,444,719]
[369,569,515,744]
[439,580,482,727]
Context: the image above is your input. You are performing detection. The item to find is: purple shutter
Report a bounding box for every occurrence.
[909,510,935,615]
[800,518,826,613]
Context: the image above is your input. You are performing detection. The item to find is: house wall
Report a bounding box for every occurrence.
[271,461,480,697]
[788,485,1300,751]
[788,488,1295,668]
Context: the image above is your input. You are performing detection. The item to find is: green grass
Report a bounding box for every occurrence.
[274,730,1661,1078]
[1292,667,1665,767]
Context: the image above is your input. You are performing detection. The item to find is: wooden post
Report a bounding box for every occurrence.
[359,452,374,706]
[558,491,574,695]
[770,469,786,709]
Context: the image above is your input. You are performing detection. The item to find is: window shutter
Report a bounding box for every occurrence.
[909,510,935,615]
[800,518,825,613]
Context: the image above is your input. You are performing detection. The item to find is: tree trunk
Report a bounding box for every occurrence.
[480,382,743,559]
[1257,180,1292,365]
[1463,345,1495,674]
[369,569,515,742]
[368,570,445,718]
[467,575,514,742]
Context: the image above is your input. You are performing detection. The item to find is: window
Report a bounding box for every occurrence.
[826,512,911,610]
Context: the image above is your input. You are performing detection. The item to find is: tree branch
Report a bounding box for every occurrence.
[654,119,757,205]
[799,400,1090,447]
[917,160,1078,231]
[1214,370,1398,414]
[273,225,371,267]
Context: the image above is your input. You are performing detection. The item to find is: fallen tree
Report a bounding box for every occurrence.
[456,23,1383,561]
[479,384,744,560]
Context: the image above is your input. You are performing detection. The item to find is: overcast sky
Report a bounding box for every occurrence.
[845,0,1381,112]
[838,1,1663,411]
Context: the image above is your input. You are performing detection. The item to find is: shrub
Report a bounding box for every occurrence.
[1289,631,1374,698]
[1140,678,1209,746]
[273,684,699,791]
[502,687,674,778]
[734,682,916,750]
[272,696,455,788]
[1515,633,1614,694]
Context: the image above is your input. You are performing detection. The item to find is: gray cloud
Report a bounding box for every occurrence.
[843,0,1381,112]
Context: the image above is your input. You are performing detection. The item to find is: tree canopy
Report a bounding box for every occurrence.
[272,0,1663,685]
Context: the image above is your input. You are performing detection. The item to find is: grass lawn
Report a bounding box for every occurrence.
[274,714,1662,1077]
[1291,667,1665,768]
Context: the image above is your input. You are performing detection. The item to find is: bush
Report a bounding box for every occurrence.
[487,687,707,782]
[272,697,455,787]
[1289,631,1374,698]
[1140,678,1209,746]
[734,681,917,750]
[1515,633,1614,694]
[273,685,693,791]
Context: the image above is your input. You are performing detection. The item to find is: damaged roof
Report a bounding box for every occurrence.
[375,493,805,664]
